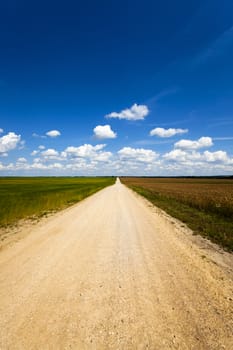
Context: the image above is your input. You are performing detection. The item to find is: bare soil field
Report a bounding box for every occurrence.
[0,179,232,349]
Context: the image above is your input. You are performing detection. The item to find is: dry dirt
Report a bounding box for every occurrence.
[0,178,232,349]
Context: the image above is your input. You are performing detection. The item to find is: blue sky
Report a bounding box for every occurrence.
[0,0,233,175]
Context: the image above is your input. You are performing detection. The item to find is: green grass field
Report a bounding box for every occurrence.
[0,177,115,227]
[121,177,233,252]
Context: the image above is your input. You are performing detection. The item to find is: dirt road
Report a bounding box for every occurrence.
[0,178,232,349]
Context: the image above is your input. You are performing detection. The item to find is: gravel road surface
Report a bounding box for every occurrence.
[0,178,232,349]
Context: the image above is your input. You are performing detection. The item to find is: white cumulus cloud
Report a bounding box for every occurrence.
[41,148,59,159]
[93,125,117,139]
[163,149,202,162]
[0,128,3,134]
[46,130,61,137]
[118,147,158,163]
[163,148,233,168]
[64,144,106,158]
[0,132,21,154]
[92,151,112,162]
[63,144,112,162]
[17,157,27,163]
[106,103,149,121]
[175,136,213,150]
[203,150,229,163]
[150,127,188,138]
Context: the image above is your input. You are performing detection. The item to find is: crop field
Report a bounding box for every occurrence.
[121,177,233,251]
[0,177,115,227]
